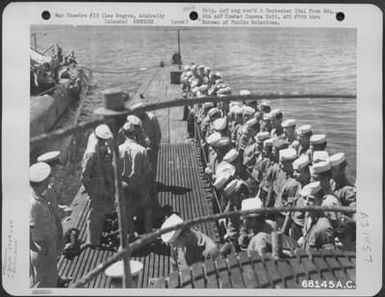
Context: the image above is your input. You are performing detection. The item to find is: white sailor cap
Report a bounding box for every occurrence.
[297,124,312,136]
[279,148,297,162]
[282,119,296,128]
[160,214,183,244]
[300,181,321,197]
[233,105,243,115]
[203,102,214,109]
[215,79,224,85]
[196,92,206,98]
[30,162,51,183]
[190,64,197,71]
[37,151,61,163]
[256,131,270,142]
[192,86,200,94]
[216,163,236,176]
[183,65,191,71]
[240,90,251,96]
[213,171,232,190]
[263,138,274,147]
[206,132,222,146]
[329,152,346,167]
[205,66,211,72]
[223,179,239,196]
[310,161,331,175]
[122,121,136,133]
[199,84,209,91]
[312,151,329,163]
[215,72,222,78]
[242,106,255,116]
[259,100,271,108]
[207,107,221,118]
[310,134,327,145]
[241,197,263,217]
[245,117,258,128]
[186,71,193,78]
[95,124,113,140]
[126,115,142,126]
[262,113,271,121]
[198,64,205,70]
[105,260,144,278]
[223,149,239,163]
[213,118,227,131]
[130,102,145,110]
[293,154,310,170]
[215,137,231,148]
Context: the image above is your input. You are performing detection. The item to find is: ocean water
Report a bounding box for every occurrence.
[32,25,356,181]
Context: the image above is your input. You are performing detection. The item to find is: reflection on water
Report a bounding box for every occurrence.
[31,26,356,181]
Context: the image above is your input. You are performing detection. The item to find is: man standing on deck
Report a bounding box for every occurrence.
[297,124,313,157]
[81,125,115,248]
[30,162,59,288]
[119,121,154,237]
[131,102,162,178]
[270,109,284,139]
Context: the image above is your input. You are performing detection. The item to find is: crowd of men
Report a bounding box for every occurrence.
[178,63,357,257]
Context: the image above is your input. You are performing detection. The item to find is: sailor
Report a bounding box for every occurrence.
[297,182,335,251]
[238,197,275,254]
[260,139,289,209]
[30,162,58,287]
[161,214,219,270]
[251,137,273,195]
[230,105,244,144]
[204,132,222,181]
[260,112,272,133]
[201,107,222,141]
[210,136,232,178]
[258,100,271,115]
[218,177,249,256]
[282,119,298,147]
[124,114,151,148]
[329,152,356,208]
[292,154,311,186]
[309,161,341,228]
[309,134,327,163]
[119,121,153,236]
[297,124,313,156]
[238,118,261,170]
[212,117,231,138]
[222,148,249,181]
[270,109,284,138]
[131,102,162,177]
[81,125,115,248]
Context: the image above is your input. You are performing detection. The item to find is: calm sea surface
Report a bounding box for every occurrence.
[32,26,356,181]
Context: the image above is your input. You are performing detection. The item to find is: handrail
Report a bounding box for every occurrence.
[30,93,355,147]
[71,205,355,288]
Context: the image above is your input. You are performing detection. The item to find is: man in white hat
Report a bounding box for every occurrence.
[200,107,222,141]
[275,148,301,233]
[212,117,230,138]
[309,161,341,228]
[251,138,274,196]
[230,105,244,144]
[238,198,275,254]
[269,109,284,139]
[131,103,162,177]
[296,124,312,157]
[282,119,298,145]
[297,182,336,251]
[329,153,356,209]
[309,134,327,163]
[121,114,151,148]
[237,118,261,171]
[221,148,249,181]
[119,121,154,237]
[30,162,59,287]
[160,214,219,270]
[292,154,311,186]
[219,178,249,256]
[81,125,115,248]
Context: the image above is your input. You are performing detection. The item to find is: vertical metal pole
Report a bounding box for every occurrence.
[271,231,283,260]
[177,30,181,71]
[110,120,133,288]
[33,33,37,50]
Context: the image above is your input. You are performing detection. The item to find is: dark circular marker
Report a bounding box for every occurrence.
[41,10,51,20]
[336,11,345,21]
[189,11,198,21]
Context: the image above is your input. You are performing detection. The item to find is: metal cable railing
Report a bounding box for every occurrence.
[71,205,355,288]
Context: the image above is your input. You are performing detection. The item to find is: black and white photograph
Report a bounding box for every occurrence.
[2,2,383,295]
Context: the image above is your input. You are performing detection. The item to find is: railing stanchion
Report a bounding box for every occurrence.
[110,120,133,288]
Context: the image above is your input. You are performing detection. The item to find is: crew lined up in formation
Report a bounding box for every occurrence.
[178,63,356,257]
[29,63,356,287]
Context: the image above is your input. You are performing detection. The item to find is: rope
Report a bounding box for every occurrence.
[71,205,355,288]
[30,93,356,147]
[36,84,60,96]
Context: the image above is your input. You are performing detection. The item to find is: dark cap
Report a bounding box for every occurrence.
[273,139,289,150]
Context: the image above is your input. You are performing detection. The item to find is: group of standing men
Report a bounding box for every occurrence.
[180,63,357,256]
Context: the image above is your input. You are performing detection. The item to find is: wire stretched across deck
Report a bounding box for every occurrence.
[71,205,355,288]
